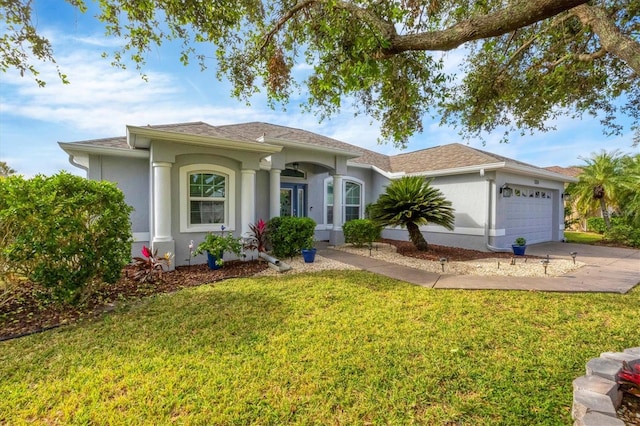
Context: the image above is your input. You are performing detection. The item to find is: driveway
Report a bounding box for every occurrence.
[320,242,640,293]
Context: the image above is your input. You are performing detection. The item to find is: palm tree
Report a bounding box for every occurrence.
[369,176,455,251]
[570,150,626,230]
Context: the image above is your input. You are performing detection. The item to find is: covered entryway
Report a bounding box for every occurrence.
[503,185,554,244]
[280,183,307,217]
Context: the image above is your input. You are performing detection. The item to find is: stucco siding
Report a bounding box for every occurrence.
[430,174,487,230]
[100,157,150,235]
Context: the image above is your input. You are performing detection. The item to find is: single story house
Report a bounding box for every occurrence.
[59,122,576,268]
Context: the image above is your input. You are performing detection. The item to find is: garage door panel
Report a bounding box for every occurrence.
[503,186,553,244]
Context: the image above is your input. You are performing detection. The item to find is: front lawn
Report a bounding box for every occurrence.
[1,271,638,425]
[564,231,604,244]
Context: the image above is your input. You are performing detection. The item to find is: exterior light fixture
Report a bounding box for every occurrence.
[500,183,513,197]
[562,192,571,201]
[541,259,550,275]
[439,257,447,272]
[292,162,299,170]
[570,252,577,264]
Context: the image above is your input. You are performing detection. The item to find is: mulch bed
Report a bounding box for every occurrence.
[382,239,527,261]
[1,261,268,341]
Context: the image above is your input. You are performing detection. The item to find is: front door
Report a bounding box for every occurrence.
[280,183,307,217]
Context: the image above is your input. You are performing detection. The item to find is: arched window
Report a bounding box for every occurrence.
[324,176,364,225]
[180,164,236,232]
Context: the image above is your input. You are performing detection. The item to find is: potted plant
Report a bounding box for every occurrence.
[194,232,243,269]
[512,237,527,256]
[301,236,317,263]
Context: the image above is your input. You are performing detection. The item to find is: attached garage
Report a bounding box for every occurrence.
[503,185,554,244]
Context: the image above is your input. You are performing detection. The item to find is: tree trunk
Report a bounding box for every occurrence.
[406,222,429,251]
[600,198,611,230]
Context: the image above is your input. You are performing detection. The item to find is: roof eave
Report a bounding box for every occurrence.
[58,141,149,159]
[503,164,579,182]
[406,162,506,177]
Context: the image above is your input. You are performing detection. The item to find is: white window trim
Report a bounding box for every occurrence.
[324,176,365,227]
[180,164,236,233]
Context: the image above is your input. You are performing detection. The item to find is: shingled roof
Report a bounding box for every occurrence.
[218,122,392,170]
[62,121,563,178]
[544,166,583,177]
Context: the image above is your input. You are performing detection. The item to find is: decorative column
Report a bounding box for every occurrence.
[330,174,344,245]
[269,168,281,219]
[152,161,172,242]
[152,161,175,270]
[333,174,343,229]
[241,169,256,236]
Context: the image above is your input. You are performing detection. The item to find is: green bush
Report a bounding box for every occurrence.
[267,216,316,258]
[586,217,607,234]
[0,172,132,303]
[586,216,624,234]
[343,219,382,247]
[604,224,640,248]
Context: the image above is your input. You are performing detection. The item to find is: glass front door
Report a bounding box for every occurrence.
[280,183,307,217]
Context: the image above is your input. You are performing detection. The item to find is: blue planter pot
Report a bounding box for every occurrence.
[512,245,527,256]
[301,248,317,263]
[206,251,223,270]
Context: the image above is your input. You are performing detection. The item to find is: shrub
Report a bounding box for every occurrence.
[586,216,624,233]
[604,224,640,248]
[586,217,607,234]
[0,172,132,303]
[343,219,382,247]
[267,216,316,258]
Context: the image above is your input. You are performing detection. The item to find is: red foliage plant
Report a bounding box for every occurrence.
[244,219,269,253]
[130,246,172,283]
[618,361,640,397]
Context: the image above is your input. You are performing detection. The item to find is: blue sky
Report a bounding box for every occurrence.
[1,2,638,177]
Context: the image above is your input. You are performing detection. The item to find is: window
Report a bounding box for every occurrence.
[324,177,364,225]
[180,164,236,232]
[189,172,226,225]
[326,181,334,225]
[345,181,361,222]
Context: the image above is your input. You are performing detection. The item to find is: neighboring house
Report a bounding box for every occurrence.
[59,122,576,267]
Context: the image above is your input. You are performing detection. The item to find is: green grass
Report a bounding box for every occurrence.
[1,271,638,425]
[564,231,604,244]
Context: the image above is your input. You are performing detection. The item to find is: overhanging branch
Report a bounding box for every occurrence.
[384,0,588,54]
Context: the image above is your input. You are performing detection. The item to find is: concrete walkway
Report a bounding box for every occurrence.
[317,242,640,293]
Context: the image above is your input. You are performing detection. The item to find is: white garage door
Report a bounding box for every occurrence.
[503,186,553,244]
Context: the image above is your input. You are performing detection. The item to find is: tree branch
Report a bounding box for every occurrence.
[384,0,588,54]
[571,4,640,74]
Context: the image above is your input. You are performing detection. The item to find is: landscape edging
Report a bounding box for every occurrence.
[572,347,640,425]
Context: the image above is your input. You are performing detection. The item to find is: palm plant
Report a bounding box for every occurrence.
[569,150,627,230]
[369,176,455,251]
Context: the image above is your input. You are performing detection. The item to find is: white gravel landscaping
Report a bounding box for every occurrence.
[254,243,585,278]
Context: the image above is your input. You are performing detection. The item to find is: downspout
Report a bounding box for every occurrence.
[485,177,511,252]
